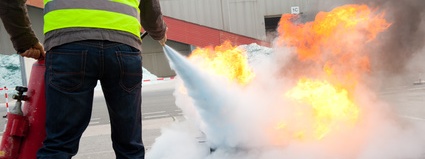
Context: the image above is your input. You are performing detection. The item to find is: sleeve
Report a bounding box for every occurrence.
[0,0,39,53]
[139,0,167,41]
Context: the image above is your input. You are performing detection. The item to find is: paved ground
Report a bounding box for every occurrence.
[74,117,180,158]
[0,82,424,158]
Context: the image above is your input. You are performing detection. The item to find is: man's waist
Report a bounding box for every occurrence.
[44,28,142,51]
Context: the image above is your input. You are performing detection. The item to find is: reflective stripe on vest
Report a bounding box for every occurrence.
[43,0,141,37]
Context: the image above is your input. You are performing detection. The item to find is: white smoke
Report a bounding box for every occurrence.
[145,43,425,159]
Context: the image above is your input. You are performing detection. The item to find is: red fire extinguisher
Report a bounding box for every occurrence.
[0,86,29,158]
[0,60,46,159]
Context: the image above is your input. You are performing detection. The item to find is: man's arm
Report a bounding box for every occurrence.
[0,0,39,53]
[139,0,167,44]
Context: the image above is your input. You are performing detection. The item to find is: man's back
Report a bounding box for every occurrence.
[43,0,167,52]
[28,0,166,158]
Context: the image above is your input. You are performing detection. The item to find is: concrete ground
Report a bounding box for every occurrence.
[0,82,424,158]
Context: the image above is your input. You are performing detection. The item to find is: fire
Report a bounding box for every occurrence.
[189,41,255,85]
[284,78,359,140]
[186,4,390,142]
[274,4,390,141]
[278,4,390,91]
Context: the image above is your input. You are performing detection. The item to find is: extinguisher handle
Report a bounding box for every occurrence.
[141,32,148,39]
[12,86,28,101]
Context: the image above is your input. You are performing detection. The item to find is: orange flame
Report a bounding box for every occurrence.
[185,4,390,142]
[189,41,255,85]
[275,4,390,141]
[278,4,390,90]
[284,78,359,140]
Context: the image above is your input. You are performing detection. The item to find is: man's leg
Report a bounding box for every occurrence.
[37,42,99,159]
[100,41,145,159]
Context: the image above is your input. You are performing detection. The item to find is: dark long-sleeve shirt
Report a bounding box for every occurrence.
[0,0,39,53]
[140,0,167,41]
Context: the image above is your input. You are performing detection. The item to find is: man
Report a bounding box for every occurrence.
[0,0,167,158]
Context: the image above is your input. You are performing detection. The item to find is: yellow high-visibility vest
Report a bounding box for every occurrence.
[43,0,141,38]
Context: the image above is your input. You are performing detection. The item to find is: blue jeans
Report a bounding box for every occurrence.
[37,40,144,159]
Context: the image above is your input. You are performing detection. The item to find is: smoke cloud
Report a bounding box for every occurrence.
[357,0,425,84]
[146,2,425,159]
[145,44,425,159]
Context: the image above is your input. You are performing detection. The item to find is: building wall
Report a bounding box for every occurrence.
[142,36,191,77]
[160,0,224,30]
[160,0,354,40]
[0,24,15,55]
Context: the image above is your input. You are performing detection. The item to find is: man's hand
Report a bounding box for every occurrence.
[158,27,168,46]
[20,42,45,60]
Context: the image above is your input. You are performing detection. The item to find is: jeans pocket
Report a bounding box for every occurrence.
[116,50,143,92]
[47,49,87,92]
